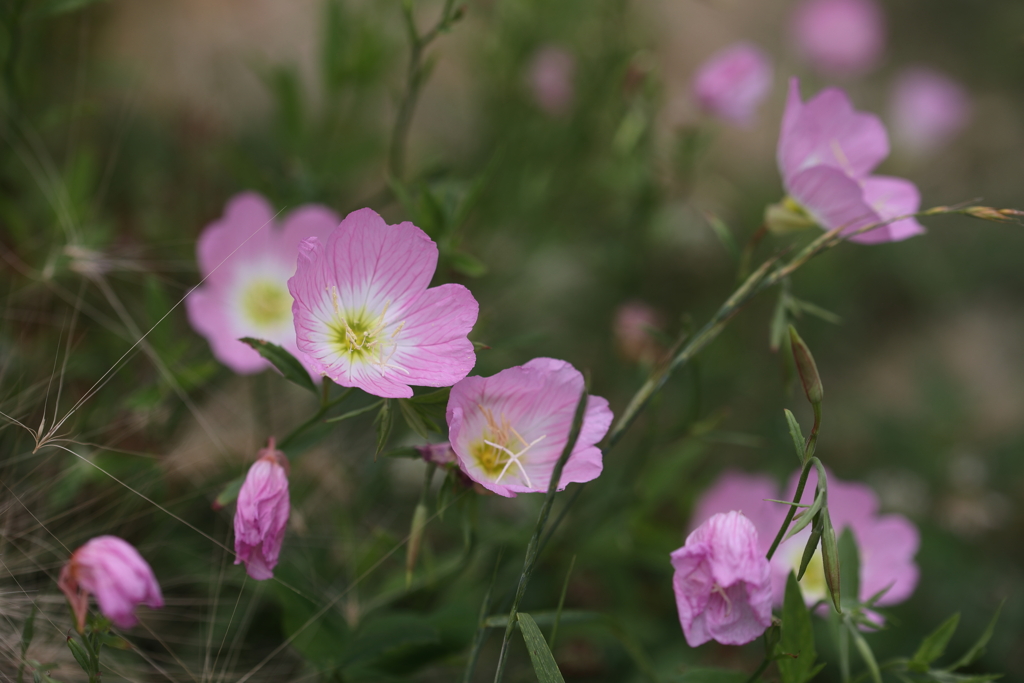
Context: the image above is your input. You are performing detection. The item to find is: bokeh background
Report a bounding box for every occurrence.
[2,0,1023,680]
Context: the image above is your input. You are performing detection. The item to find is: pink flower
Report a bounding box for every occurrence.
[186,192,339,375]
[691,469,920,609]
[890,67,971,156]
[288,208,479,398]
[446,358,613,498]
[613,301,663,365]
[692,43,773,127]
[792,0,885,77]
[234,439,290,580]
[774,78,925,244]
[527,45,576,116]
[58,536,163,631]
[671,511,773,647]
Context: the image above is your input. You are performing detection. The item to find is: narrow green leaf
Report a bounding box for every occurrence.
[398,399,436,439]
[796,512,823,581]
[848,622,882,683]
[910,614,961,672]
[779,573,817,683]
[946,600,1005,671]
[517,613,566,683]
[784,409,806,464]
[837,527,860,609]
[784,491,823,541]
[212,475,244,510]
[770,288,790,352]
[374,399,394,458]
[450,251,488,278]
[820,510,842,613]
[484,610,600,628]
[704,212,739,260]
[239,338,316,394]
[20,606,36,656]
[549,555,577,649]
[325,399,384,423]
[789,297,843,325]
[66,637,92,675]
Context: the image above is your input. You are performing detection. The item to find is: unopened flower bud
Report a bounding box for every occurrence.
[765,197,817,235]
[964,206,1024,224]
[234,438,290,580]
[417,442,457,466]
[789,326,823,406]
[58,536,163,632]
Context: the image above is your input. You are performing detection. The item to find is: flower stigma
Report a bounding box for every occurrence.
[470,405,546,487]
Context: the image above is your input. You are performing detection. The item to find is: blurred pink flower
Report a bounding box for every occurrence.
[890,67,971,155]
[671,511,772,647]
[527,45,576,116]
[446,358,612,498]
[235,439,290,580]
[613,301,663,365]
[288,208,479,398]
[775,78,925,244]
[792,0,885,77]
[691,469,920,609]
[692,43,773,127]
[58,536,163,631]
[186,192,338,375]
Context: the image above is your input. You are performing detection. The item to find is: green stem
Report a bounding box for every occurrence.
[277,387,353,450]
[462,551,504,683]
[804,401,821,461]
[492,387,589,683]
[766,458,815,561]
[743,655,772,683]
[388,0,460,179]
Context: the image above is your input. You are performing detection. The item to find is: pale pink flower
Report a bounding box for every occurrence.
[613,301,663,365]
[288,208,479,398]
[186,192,338,375]
[58,536,163,631]
[775,78,925,244]
[890,67,971,156]
[792,0,885,77]
[692,43,773,127]
[234,439,290,580]
[527,45,576,116]
[446,358,613,498]
[691,469,920,609]
[671,511,773,647]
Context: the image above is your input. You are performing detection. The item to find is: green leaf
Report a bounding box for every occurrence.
[820,510,842,613]
[837,527,859,609]
[910,614,961,672]
[21,606,36,656]
[239,338,316,394]
[410,387,451,404]
[784,409,806,464]
[66,637,92,675]
[484,610,600,629]
[770,288,791,352]
[703,212,739,260]
[796,511,823,581]
[374,399,394,458]
[946,600,1005,671]
[450,251,488,278]
[212,475,244,510]
[517,613,566,683]
[789,297,843,325]
[848,622,882,683]
[779,573,817,683]
[398,399,437,440]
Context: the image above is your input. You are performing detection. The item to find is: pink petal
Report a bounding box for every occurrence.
[778,78,889,184]
[197,192,277,286]
[185,288,269,374]
[854,175,925,244]
[390,283,480,387]
[858,515,920,605]
[688,470,783,555]
[788,165,881,236]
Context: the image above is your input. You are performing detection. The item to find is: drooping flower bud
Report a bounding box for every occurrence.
[789,325,823,406]
[58,536,164,632]
[234,438,290,580]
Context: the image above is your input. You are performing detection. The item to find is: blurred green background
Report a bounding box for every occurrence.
[1,0,1023,680]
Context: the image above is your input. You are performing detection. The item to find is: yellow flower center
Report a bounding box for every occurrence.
[242,279,292,328]
[326,287,406,374]
[470,406,546,487]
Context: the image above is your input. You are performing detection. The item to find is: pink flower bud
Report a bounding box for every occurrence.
[417,441,457,466]
[671,511,772,647]
[58,536,163,632]
[692,43,773,127]
[234,438,290,580]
